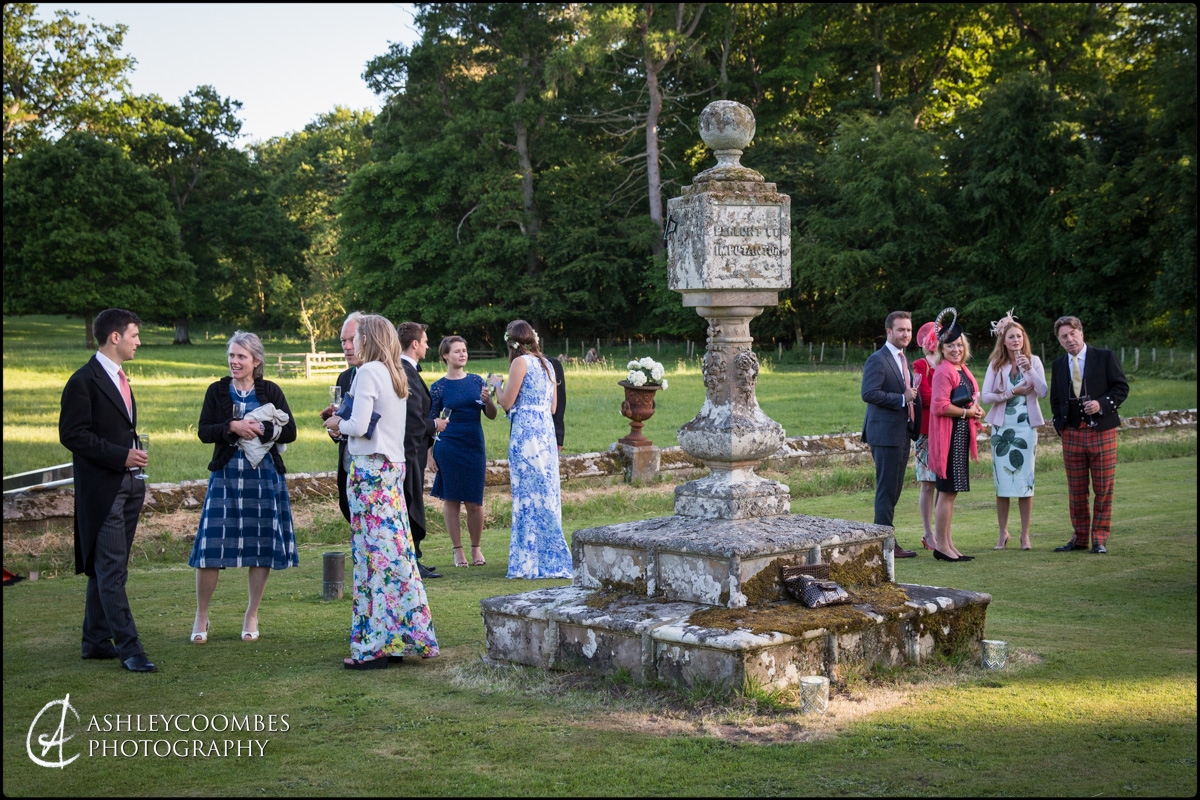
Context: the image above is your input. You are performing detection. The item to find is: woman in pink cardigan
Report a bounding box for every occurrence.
[981,312,1048,550]
[929,311,984,562]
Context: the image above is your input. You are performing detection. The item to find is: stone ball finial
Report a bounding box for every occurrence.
[698,101,756,151]
[694,101,763,183]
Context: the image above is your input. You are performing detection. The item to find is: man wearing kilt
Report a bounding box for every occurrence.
[1050,316,1129,554]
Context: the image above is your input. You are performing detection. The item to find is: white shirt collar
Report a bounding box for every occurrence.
[400,354,417,368]
[1073,344,1088,365]
[95,350,122,379]
[884,341,905,359]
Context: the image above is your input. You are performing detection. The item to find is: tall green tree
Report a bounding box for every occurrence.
[2,3,134,162]
[253,107,375,349]
[119,87,305,340]
[343,2,654,344]
[795,110,952,340]
[3,132,193,346]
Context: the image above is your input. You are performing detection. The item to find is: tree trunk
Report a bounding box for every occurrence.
[513,47,543,282]
[645,60,665,256]
[173,317,192,345]
[84,313,95,349]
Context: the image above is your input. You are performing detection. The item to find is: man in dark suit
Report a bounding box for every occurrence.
[398,321,446,579]
[861,311,921,559]
[320,312,363,522]
[1050,316,1129,554]
[59,308,156,672]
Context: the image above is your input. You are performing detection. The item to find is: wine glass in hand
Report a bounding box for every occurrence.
[135,434,149,480]
[433,408,451,443]
[1078,395,1098,427]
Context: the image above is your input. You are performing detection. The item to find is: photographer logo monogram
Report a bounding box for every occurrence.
[26,694,288,766]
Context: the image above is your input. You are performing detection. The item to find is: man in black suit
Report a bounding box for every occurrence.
[320,312,363,522]
[59,308,156,672]
[1050,316,1129,554]
[861,311,921,559]
[398,321,447,579]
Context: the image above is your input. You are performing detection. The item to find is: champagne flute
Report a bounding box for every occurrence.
[330,385,343,409]
[475,374,487,407]
[433,408,451,443]
[136,433,149,480]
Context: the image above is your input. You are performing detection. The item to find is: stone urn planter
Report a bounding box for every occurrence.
[618,380,661,447]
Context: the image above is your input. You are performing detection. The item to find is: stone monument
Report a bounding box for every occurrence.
[481,101,990,692]
[666,100,791,520]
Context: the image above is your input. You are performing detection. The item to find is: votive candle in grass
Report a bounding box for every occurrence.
[981,639,1008,670]
[800,676,829,714]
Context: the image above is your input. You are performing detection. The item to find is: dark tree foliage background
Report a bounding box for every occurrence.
[4,3,1196,347]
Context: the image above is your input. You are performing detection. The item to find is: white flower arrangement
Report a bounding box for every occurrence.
[625,357,668,389]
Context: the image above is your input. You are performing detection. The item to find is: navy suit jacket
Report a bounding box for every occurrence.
[861,345,917,447]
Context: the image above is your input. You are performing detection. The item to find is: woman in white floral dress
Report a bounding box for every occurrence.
[495,320,572,579]
[982,311,1048,550]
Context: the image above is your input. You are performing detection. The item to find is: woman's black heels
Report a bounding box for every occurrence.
[934,550,963,562]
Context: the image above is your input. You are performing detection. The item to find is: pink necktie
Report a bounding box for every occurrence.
[118,369,133,418]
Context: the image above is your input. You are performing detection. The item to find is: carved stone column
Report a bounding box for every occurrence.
[666,101,791,520]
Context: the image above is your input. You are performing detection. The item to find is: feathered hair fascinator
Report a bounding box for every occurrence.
[990,308,1019,338]
[916,321,938,350]
[935,307,963,344]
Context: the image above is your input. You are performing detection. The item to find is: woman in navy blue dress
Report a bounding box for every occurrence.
[430,336,497,567]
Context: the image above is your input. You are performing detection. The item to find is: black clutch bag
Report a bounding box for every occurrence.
[950,383,974,408]
[783,567,851,609]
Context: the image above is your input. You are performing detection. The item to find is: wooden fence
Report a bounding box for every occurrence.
[274,352,346,380]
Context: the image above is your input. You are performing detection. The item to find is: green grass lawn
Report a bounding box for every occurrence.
[6,315,1198,483]
[2,432,1195,796]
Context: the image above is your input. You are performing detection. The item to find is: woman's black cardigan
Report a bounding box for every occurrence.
[198,376,297,473]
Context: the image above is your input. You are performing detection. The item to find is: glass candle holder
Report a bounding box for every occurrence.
[799,675,829,715]
[981,639,1008,670]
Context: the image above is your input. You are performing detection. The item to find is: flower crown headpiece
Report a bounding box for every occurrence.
[504,328,540,351]
[989,308,1019,338]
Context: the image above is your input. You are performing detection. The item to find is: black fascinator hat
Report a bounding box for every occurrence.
[935,307,963,344]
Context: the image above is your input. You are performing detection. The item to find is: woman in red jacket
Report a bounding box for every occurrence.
[912,321,939,551]
[928,311,985,563]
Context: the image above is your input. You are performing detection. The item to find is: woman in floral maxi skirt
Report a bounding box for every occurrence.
[324,314,438,669]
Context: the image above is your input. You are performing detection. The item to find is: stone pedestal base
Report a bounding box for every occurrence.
[481,512,991,691]
[615,443,661,484]
[673,470,790,519]
[482,583,991,691]
[571,513,894,606]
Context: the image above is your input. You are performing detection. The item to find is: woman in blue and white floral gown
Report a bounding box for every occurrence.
[496,320,572,579]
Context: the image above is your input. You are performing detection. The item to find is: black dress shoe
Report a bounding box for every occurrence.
[954,554,975,560]
[933,550,963,562]
[417,562,442,579]
[1054,540,1089,552]
[82,644,119,660]
[893,546,917,559]
[122,654,158,673]
[1091,544,1107,554]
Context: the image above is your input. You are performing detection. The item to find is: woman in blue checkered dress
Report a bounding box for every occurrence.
[188,331,298,644]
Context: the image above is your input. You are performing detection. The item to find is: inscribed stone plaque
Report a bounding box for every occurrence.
[667,193,791,293]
